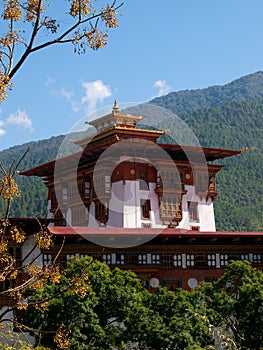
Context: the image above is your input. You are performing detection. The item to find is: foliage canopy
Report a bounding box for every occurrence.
[25,258,263,350]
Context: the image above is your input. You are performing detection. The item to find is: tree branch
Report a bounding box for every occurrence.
[9,0,42,79]
[8,1,123,79]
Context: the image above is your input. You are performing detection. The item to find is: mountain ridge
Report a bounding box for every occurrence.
[151,70,263,115]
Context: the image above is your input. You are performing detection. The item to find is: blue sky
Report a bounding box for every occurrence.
[1,0,263,151]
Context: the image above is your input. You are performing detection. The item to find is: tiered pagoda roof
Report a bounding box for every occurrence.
[19,101,243,180]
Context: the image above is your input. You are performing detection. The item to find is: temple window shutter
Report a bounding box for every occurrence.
[188,202,199,222]
[173,254,182,267]
[220,254,228,267]
[141,199,151,219]
[43,254,52,266]
[208,254,216,267]
[138,254,147,264]
[139,170,149,191]
[186,254,195,267]
[151,254,160,264]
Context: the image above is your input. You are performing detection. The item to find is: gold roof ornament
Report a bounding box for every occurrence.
[86,101,146,133]
[112,100,120,115]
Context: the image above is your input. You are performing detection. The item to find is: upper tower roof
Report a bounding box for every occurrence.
[19,100,243,180]
[86,100,146,133]
[73,101,164,148]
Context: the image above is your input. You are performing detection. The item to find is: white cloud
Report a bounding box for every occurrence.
[0,120,6,136]
[60,88,79,112]
[60,88,73,101]
[7,109,34,132]
[45,76,56,86]
[153,80,171,97]
[81,80,112,114]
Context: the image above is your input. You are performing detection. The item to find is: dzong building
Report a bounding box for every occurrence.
[19,101,263,291]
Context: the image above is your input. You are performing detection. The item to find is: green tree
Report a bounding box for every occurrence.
[25,258,263,350]
[125,287,213,350]
[26,257,214,350]
[218,260,263,350]
[26,257,143,349]
[193,260,263,350]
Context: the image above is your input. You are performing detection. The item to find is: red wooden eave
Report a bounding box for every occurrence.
[19,144,242,178]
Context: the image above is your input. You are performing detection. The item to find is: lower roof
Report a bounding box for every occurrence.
[49,226,263,237]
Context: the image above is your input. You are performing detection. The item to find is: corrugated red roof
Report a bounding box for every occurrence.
[48,226,263,237]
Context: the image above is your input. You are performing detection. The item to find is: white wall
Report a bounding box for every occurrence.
[107,180,164,228]
[179,185,216,231]
[64,180,216,231]
[66,208,72,226]
[88,201,99,227]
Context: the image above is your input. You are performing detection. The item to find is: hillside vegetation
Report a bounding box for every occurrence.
[0,72,263,231]
[152,70,263,115]
[0,136,65,217]
[157,98,263,231]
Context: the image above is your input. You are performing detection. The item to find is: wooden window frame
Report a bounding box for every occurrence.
[116,254,125,265]
[138,254,147,265]
[173,254,182,267]
[220,254,228,267]
[188,201,199,222]
[43,253,52,266]
[186,254,195,267]
[207,254,216,267]
[102,254,112,265]
[139,169,149,191]
[141,199,151,219]
[151,254,160,265]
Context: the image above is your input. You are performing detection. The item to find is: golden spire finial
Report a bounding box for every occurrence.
[112,100,120,115]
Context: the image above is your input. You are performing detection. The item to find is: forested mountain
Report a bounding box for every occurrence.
[155,98,263,231]
[0,136,65,217]
[151,71,263,115]
[0,72,262,231]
